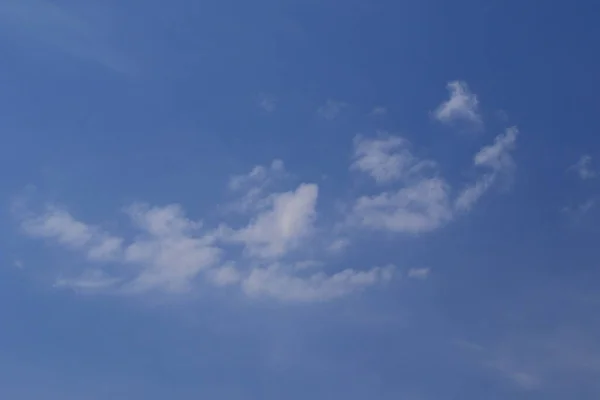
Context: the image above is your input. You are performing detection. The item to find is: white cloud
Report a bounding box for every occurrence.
[318,99,347,120]
[455,127,519,212]
[21,207,123,261]
[350,127,519,230]
[352,135,436,184]
[433,81,481,127]
[570,155,596,180]
[407,267,430,279]
[454,173,496,212]
[227,159,286,213]
[474,126,518,171]
[242,264,395,302]
[123,204,222,293]
[16,123,521,302]
[232,184,318,259]
[352,178,452,234]
[229,159,285,192]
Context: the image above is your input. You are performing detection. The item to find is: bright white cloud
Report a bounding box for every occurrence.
[433,81,481,127]
[570,155,596,180]
[318,99,347,120]
[232,184,318,259]
[352,135,436,184]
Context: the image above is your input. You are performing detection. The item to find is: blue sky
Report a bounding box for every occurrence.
[1,0,600,398]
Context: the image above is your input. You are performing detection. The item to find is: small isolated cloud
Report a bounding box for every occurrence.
[455,127,519,212]
[433,81,482,128]
[569,155,596,180]
[257,93,277,113]
[318,99,347,120]
[407,267,430,279]
[352,134,436,184]
[370,106,387,116]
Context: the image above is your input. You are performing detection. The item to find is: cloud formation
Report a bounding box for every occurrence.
[434,81,482,127]
[570,155,596,180]
[16,81,518,303]
[352,135,436,184]
[455,127,518,211]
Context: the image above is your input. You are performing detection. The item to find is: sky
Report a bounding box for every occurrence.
[1,0,600,399]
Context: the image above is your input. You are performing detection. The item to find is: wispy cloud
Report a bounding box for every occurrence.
[242,263,395,302]
[459,329,600,392]
[407,267,430,279]
[569,155,596,180]
[0,0,134,74]
[227,159,286,213]
[257,93,277,113]
[15,81,520,303]
[352,134,436,184]
[562,198,596,217]
[17,180,392,301]
[318,99,348,120]
[21,207,123,261]
[349,128,519,232]
[433,81,482,128]
[352,177,453,234]
[455,127,519,212]
[230,183,319,259]
[370,106,387,116]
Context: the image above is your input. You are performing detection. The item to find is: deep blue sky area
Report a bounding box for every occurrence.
[1,1,599,399]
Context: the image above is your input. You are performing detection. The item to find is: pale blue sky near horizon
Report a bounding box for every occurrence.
[1,0,600,399]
